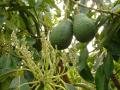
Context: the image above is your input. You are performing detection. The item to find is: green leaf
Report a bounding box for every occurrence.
[77,47,88,71]
[103,53,114,78]
[77,47,94,83]
[64,83,77,90]
[0,15,5,27]
[104,40,120,56]
[0,54,18,69]
[43,12,53,27]
[79,65,94,83]
[0,69,22,82]
[28,0,35,7]
[95,65,109,90]
[94,52,105,71]
[0,77,12,90]
[9,76,30,90]
[95,15,108,27]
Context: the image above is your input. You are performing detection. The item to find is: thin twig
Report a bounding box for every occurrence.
[70,0,120,16]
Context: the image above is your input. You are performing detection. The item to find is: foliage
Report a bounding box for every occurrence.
[0,0,120,90]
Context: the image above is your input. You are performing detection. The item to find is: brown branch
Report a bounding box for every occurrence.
[111,73,120,90]
[70,0,120,16]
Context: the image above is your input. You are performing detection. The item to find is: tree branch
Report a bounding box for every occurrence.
[70,0,120,16]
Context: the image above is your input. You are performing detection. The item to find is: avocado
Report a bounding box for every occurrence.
[49,19,73,50]
[73,14,97,42]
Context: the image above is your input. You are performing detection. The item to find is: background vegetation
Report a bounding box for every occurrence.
[0,0,120,90]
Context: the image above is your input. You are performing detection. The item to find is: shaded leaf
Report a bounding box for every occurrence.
[0,77,12,90]
[0,54,17,69]
[77,47,94,83]
[79,65,94,83]
[77,47,88,71]
[0,69,22,82]
[104,40,120,56]
[9,76,30,90]
[95,65,109,90]
[103,53,114,78]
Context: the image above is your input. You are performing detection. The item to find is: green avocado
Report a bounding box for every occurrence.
[49,19,73,50]
[73,14,97,42]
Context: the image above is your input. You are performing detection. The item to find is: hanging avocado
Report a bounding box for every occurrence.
[49,19,73,50]
[73,13,97,42]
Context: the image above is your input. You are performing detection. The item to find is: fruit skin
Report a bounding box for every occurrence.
[49,19,73,50]
[73,14,97,42]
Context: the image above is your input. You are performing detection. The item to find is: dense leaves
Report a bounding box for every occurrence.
[0,0,120,90]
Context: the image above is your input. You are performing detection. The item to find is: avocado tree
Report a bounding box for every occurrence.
[0,0,120,90]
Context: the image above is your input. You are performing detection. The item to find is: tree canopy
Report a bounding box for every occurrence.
[0,0,120,90]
